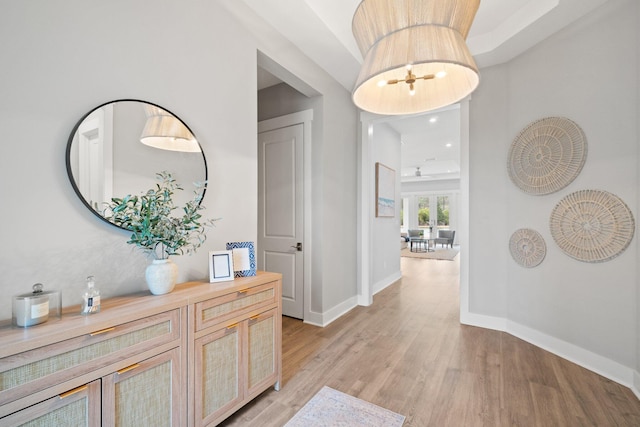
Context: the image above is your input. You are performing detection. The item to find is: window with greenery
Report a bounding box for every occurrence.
[437,196,449,226]
[418,196,430,226]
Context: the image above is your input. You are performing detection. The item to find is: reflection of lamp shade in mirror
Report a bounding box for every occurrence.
[140,105,201,152]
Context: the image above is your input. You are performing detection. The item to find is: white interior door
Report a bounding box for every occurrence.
[76,105,113,212]
[258,124,304,319]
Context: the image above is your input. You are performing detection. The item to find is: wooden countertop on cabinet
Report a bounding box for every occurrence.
[0,271,282,357]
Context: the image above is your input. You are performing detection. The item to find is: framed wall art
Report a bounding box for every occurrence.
[375,162,395,217]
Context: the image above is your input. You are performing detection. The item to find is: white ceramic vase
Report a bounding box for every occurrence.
[145,259,178,295]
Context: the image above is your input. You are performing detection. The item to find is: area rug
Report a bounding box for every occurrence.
[284,386,405,427]
[401,247,459,261]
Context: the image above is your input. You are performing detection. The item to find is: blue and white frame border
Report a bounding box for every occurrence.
[225,241,257,277]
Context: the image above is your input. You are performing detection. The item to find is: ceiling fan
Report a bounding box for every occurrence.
[415,157,436,176]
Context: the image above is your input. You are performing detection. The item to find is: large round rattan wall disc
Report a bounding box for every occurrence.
[509,228,546,268]
[550,190,635,263]
[508,117,587,195]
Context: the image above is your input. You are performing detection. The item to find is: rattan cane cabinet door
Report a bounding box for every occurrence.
[102,347,183,427]
[246,308,278,399]
[0,379,101,427]
[194,322,244,426]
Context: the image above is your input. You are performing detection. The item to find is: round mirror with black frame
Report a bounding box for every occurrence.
[65,99,208,230]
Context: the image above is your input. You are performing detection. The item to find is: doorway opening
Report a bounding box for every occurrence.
[358,100,469,320]
[256,52,320,321]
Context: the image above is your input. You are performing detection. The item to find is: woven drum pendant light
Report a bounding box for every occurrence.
[352,0,480,115]
[140,105,201,153]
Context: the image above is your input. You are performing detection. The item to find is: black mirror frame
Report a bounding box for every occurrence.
[65,98,208,231]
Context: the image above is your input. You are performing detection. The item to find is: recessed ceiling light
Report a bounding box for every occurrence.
[445,143,452,148]
[429,117,437,123]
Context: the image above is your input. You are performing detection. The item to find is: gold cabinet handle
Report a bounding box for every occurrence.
[249,314,260,321]
[117,363,140,375]
[238,289,249,294]
[59,385,88,399]
[89,326,115,336]
[226,322,239,330]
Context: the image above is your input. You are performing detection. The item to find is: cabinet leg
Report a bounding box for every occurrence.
[274,381,281,391]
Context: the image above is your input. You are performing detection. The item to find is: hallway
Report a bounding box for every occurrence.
[223,256,640,426]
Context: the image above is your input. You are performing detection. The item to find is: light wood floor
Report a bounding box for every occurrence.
[222,256,640,426]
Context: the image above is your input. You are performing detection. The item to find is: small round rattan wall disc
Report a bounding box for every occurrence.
[550,190,635,263]
[509,228,546,268]
[508,117,587,195]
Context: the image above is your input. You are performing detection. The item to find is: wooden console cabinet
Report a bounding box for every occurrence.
[0,271,282,427]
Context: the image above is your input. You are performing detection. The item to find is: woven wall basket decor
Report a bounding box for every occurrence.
[508,117,587,195]
[550,190,635,263]
[509,228,547,268]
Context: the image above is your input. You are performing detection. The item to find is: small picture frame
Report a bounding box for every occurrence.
[209,250,235,283]
[226,241,257,277]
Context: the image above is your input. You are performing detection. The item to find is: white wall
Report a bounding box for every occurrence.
[320,86,359,316]
[371,123,402,293]
[468,0,639,381]
[0,1,357,323]
[636,0,640,387]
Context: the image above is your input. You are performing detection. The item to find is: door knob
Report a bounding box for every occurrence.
[291,242,302,251]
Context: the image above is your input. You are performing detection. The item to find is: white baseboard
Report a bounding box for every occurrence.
[302,270,400,328]
[507,320,633,387]
[303,296,358,328]
[460,311,507,331]
[633,371,640,400]
[302,310,324,327]
[462,311,635,389]
[372,271,402,296]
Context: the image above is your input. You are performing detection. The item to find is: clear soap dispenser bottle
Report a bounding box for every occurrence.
[81,275,101,315]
